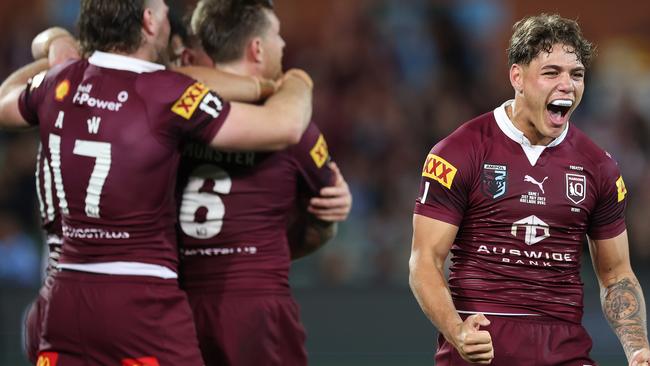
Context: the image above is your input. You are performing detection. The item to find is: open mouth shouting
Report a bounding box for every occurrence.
[547,99,573,127]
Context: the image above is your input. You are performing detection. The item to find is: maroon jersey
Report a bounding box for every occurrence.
[18,51,231,275]
[414,101,627,324]
[177,122,333,293]
[35,143,62,279]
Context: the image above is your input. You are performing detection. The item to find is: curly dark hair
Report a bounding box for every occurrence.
[507,14,596,68]
[78,0,147,56]
[191,0,274,63]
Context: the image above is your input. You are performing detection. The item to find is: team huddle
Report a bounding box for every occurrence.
[0,0,351,365]
[0,0,648,365]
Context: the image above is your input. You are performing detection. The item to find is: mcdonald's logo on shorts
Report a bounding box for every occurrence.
[121,356,160,366]
[422,154,458,189]
[36,352,59,366]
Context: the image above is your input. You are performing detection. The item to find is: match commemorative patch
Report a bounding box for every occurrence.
[422,154,457,189]
[616,176,627,202]
[171,82,210,119]
[36,352,59,366]
[310,134,329,168]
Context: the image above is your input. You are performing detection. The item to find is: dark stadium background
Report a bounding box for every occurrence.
[1,0,649,364]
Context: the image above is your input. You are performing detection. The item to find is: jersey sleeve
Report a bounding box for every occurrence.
[18,70,49,125]
[587,155,627,240]
[289,122,334,196]
[169,81,232,144]
[413,135,476,226]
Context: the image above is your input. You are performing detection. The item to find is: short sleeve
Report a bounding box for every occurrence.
[168,81,231,144]
[289,122,334,196]
[18,70,48,125]
[587,157,627,240]
[413,136,475,226]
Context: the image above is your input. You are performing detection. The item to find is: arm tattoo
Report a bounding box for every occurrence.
[602,277,649,359]
[290,218,337,260]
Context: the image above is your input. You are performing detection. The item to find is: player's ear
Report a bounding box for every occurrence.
[510,63,524,95]
[142,8,156,37]
[248,37,264,64]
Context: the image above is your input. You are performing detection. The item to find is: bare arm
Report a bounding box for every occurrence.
[589,231,650,365]
[209,69,313,151]
[289,214,337,260]
[0,58,49,130]
[174,66,276,103]
[410,214,493,364]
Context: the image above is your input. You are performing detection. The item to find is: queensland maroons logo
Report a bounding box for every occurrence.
[566,174,586,204]
[481,163,507,199]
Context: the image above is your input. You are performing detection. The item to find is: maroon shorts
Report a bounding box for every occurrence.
[187,291,307,366]
[435,314,596,366]
[24,275,56,364]
[37,270,204,366]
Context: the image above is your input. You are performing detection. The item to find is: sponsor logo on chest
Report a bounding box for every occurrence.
[72,83,128,111]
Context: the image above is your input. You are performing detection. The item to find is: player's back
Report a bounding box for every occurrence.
[178,123,332,293]
[20,52,229,275]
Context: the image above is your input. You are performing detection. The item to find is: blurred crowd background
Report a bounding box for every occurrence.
[0,0,649,364]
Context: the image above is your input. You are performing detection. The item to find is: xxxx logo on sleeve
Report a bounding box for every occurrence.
[616,176,627,202]
[422,154,457,189]
[171,82,210,119]
[310,134,329,168]
[36,352,59,366]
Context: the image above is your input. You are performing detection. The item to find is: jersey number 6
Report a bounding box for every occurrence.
[179,165,232,239]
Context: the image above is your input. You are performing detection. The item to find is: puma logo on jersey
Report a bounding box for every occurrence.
[422,154,457,189]
[524,175,548,194]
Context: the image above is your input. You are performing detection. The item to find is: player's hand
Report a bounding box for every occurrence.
[630,348,650,366]
[279,68,313,90]
[308,162,352,222]
[254,77,278,100]
[451,313,494,364]
[48,36,81,67]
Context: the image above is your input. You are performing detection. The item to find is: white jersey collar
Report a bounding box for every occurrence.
[88,51,165,74]
[493,100,569,166]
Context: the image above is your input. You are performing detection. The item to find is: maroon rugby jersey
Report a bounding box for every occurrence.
[35,143,62,279]
[177,122,333,293]
[18,52,231,273]
[414,101,627,324]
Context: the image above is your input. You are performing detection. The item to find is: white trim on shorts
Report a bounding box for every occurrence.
[58,261,177,279]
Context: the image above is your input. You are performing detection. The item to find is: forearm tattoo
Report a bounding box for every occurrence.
[602,277,649,359]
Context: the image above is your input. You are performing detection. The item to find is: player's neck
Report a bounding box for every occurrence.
[216,61,257,79]
[112,46,162,65]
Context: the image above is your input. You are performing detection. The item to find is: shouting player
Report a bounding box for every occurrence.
[410,13,650,366]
